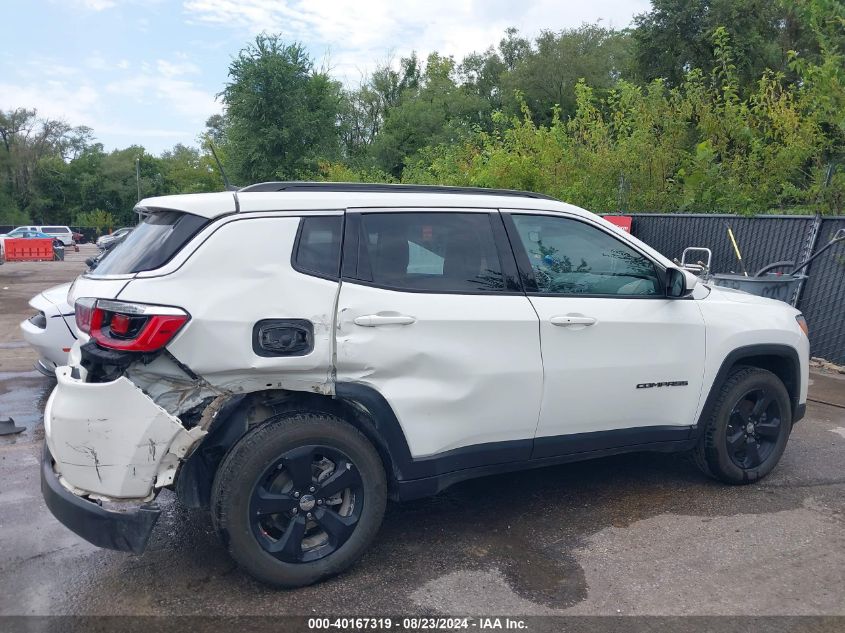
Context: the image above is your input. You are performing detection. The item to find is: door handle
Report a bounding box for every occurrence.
[550,315,597,327]
[354,314,417,327]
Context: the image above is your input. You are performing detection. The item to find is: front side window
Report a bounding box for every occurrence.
[511,214,661,296]
[355,212,505,293]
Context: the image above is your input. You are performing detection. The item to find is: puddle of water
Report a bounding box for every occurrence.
[0,370,53,442]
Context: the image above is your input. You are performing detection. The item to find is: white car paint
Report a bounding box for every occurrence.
[20,282,76,375]
[47,188,809,503]
[336,279,544,456]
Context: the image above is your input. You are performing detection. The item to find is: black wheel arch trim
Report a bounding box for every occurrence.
[695,343,804,433]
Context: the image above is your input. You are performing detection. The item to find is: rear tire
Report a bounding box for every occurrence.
[211,411,387,588]
[693,367,792,484]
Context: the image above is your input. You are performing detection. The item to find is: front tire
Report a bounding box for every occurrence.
[211,411,387,588]
[694,367,792,484]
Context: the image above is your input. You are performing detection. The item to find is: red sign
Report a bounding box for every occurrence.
[602,215,632,233]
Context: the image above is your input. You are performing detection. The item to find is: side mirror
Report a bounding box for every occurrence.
[666,267,694,298]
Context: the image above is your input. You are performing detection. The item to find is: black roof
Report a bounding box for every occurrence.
[238,181,557,201]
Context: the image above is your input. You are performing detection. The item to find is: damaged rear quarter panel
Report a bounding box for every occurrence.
[113,215,340,397]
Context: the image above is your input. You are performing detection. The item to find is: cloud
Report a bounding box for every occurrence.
[106,74,218,119]
[182,0,650,83]
[156,58,201,78]
[0,52,219,152]
[0,80,102,128]
[70,0,117,10]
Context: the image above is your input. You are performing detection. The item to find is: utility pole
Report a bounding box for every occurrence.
[136,156,141,202]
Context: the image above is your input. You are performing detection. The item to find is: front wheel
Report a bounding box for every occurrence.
[693,367,792,484]
[211,411,387,587]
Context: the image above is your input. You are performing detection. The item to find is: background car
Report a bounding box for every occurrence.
[96,227,133,249]
[19,282,76,376]
[5,225,75,245]
[36,226,75,246]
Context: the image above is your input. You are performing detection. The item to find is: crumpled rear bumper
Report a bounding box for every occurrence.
[44,366,205,499]
[41,444,160,554]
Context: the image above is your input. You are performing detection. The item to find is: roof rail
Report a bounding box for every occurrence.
[238,181,558,201]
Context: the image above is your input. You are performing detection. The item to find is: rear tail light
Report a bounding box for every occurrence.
[75,298,189,352]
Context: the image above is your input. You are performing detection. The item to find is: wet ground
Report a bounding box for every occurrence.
[0,250,844,617]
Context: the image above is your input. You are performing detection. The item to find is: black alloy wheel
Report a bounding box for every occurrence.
[249,445,363,563]
[212,411,386,587]
[693,366,792,485]
[725,388,783,469]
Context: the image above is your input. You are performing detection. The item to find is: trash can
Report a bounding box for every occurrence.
[53,244,65,261]
[712,273,806,304]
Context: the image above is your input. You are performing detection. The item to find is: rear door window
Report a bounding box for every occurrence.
[92,211,207,275]
[293,216,343,279]
[351,212,506,293]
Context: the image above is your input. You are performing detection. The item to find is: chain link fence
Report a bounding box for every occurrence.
[795,218,845,364]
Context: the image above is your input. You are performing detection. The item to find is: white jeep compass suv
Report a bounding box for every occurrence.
[42,183,809,587]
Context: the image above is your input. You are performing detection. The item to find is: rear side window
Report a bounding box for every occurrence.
[353,212,506,293]
[92,211,207,275]
[293,216,343,279]
[42,226,69,234]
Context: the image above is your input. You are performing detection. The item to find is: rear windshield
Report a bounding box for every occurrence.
[92,211,207,275]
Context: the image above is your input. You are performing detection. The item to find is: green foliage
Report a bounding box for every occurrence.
[2,1,844,222]
[402,20,845,215]
[367,53,491,177]
[220,35,344,182]
[632,0,821,89]
[74,208,115,233]
[500,25,635,123]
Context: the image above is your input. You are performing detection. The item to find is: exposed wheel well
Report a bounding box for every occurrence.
[175,388,403,508]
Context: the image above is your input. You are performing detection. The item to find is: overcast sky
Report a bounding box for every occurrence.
[2,0,650,153]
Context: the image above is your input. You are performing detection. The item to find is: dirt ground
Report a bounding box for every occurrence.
[0,249,843,619]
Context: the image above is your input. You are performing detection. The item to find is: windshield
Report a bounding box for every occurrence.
[91,210,207,275]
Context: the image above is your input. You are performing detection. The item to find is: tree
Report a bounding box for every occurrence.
[632,0,822,90]
[220,35,344,182]
[368,53,489,177]
[0,108,92,218]
[339,55,424,162]
[500,25,634,124]
[160,143,223,193]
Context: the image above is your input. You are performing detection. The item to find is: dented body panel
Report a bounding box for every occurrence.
[50,212,342,502]
[113,215,339,396]
[45,367,205,499]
